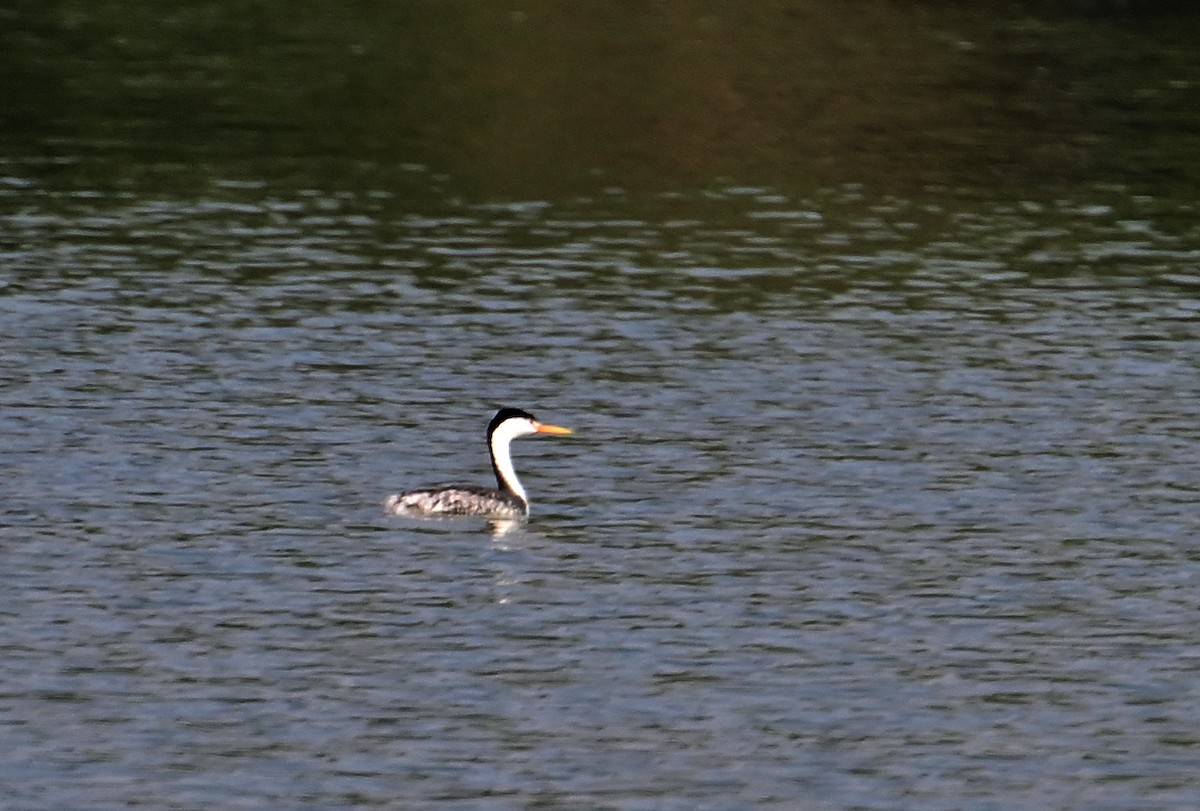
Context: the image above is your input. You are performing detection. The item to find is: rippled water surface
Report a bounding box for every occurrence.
[3,184,1199,809]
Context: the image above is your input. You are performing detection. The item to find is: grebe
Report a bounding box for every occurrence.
[384,407,573,518]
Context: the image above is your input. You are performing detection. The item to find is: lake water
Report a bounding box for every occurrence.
[3,183,1198,809]
[4,2,1200,809]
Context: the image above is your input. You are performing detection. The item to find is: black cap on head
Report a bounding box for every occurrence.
[488,407,536,436]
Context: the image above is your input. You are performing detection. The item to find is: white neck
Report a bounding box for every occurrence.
[489,418,532,504]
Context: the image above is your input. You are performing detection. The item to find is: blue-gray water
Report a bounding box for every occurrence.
[3,185,1198,808]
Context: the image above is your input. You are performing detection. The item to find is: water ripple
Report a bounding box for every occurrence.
[1,185,1198,808]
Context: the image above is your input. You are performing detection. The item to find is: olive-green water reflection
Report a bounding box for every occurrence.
[3,1,1200,197]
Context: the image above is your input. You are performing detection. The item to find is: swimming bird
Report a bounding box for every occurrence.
[384,407,573,518]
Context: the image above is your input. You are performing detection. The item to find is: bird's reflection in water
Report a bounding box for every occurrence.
[488,517,554,550]
[382,511,555,604]
[488,517,523,542]
[485,519,560,606]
